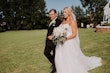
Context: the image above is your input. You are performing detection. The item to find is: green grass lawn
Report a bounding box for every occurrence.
[0,29,110,73]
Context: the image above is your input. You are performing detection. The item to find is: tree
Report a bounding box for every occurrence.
[57,11,64,20]
[0,0,48,31]
[71,6,89,27]
[80,0,108,27]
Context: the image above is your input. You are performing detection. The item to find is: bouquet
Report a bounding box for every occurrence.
[52,26,67,45]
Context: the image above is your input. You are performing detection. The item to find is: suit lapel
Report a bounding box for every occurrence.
[48,17,57,27]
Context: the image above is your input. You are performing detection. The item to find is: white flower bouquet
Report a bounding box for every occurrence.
[52,26,67,45]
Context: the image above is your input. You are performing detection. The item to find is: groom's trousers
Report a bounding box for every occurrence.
[44,39,56,64]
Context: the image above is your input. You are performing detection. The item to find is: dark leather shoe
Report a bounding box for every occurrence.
[51,64,56,73]
[51,69,56,73]
[50,64,53,68]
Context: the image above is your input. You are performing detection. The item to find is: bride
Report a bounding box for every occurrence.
[54,7,102,73]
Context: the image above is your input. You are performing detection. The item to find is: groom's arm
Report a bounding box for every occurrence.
[47,26,53,40]
[47,19,62,40]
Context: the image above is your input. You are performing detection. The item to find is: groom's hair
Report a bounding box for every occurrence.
[49,9,57,13]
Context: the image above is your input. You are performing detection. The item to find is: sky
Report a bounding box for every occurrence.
[45,0,110,12]
[45,0,82,12]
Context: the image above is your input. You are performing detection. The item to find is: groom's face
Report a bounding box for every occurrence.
[49,11,57,20]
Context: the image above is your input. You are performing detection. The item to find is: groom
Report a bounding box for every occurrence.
[44,9,62,73]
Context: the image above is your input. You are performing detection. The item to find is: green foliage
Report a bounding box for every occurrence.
[71,6,90,27]
[0,0,48,31]
[104,23,110,26]
[80,0,108,26]
[0,27,6,32]
[0,29,110,73]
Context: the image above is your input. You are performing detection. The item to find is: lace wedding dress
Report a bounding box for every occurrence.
[55,24,102,73]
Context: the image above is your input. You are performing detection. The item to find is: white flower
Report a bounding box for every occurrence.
[51,20,56,26]
[52,26,67,45]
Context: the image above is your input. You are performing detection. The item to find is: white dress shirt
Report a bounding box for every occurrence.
[49,17,57,27]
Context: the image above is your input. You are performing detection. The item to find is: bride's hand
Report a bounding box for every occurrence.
[62,37,67,44]
[65,37,68,40]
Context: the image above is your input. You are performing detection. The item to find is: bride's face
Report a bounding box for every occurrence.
[63,9,69,19]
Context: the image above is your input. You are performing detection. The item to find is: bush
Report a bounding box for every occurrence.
[0,27,6,32]
[0,24,7,32]
[104,23,110,26]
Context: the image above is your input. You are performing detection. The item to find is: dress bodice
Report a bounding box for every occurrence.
[60,24,72,37]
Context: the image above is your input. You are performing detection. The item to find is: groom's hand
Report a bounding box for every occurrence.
[48,35,53,40]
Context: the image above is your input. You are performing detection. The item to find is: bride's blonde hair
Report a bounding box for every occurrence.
[63,7,79,43]
[63,6,76,23]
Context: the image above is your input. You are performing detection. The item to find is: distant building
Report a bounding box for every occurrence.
[102,1,110,24]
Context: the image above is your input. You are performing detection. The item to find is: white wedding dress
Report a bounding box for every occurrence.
[55,24,102,73]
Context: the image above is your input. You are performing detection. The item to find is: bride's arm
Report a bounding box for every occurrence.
[66,20,77,40]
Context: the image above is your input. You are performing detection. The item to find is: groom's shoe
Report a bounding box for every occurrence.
[51,69,56,73]
[50,64,53,68]
[50,64,56,73]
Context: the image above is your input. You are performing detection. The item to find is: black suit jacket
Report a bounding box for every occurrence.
[46,18,62,46]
